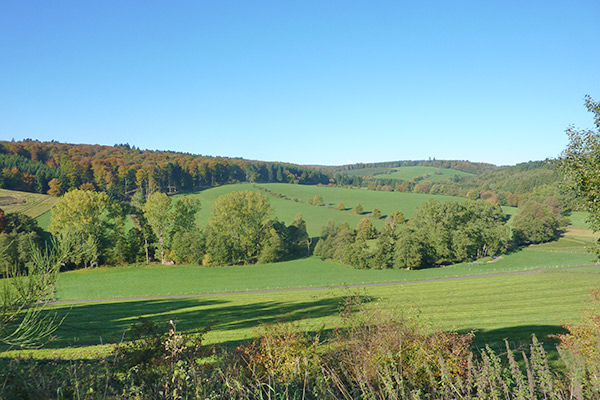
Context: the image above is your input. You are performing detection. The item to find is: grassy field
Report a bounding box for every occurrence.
[1,230,586,359]
[184,183,472,236]
[54,232,597,302]
[567,211,591,229]
[340,166,474,181]
[0,188,57,219]
[373,166,474,182]
[5,266,599,360]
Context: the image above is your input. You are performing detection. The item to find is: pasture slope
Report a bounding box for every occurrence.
[184,182,490,236]
[339,165,475,182]
[0,188,57,229]
[3,226,596,359]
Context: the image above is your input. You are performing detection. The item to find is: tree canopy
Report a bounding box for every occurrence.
[205,190,274,265]
[560,96,600,232]
[49,189,110,267]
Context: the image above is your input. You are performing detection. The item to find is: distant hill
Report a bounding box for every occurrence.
[323,158,574,210]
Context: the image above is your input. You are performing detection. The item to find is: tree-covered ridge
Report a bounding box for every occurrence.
[0,140,332,198]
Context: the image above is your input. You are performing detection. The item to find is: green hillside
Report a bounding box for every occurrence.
[0,189,57,227]
[182,183,470,236]
[344,165,475,182]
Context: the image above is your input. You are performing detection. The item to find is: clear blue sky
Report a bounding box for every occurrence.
[1,1,599,166]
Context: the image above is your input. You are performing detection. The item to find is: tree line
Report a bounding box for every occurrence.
[314,198,566,269]
[41,188,309,269]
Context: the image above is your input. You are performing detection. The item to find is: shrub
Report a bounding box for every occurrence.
[325,302,473,396]
[113,318,208,399]
[236,321,322,394]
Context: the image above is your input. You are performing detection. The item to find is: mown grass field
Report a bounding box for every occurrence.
[0,188,57,219]
[54,233,597,302]
[5,266,599,360]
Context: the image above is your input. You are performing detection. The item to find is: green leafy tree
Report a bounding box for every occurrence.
[332,224,355,262]
[353,203,364,214]
[511,201,562,245]
[560,96,600,246]
[355,218,376,241]
[0,210,45,274]
[171,229,205,264]
[409,200,508,266]
[171,196,201,238]
[49,189,110,267]
[142,192,172,263]
[205,190,273,265]
[287,214,309,258]
[257,222,287,264]
[371,220,397,269]
[371,208,382,220]
[394,227,433,269]
[386,210,406,227]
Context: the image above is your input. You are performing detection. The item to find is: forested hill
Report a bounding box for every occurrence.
[0,140,331,198]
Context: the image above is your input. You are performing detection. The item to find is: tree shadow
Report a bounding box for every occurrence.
[462,324,567,354]
[39,294,373,349]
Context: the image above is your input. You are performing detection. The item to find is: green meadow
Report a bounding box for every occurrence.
[0,229,590,359]
[566,210,591,229]
[340,165,474,181]
[54,233,597,302]
[185,183,471,235]
[373,166,474,181]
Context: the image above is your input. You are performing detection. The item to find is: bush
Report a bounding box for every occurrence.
[236,322,321,385]
[325,302,473,396]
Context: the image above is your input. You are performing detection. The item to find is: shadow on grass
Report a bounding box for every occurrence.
[464,324,568,354]
[40,294,374,349]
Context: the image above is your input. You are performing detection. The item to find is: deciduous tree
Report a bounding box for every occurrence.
[49,189,109,267]
[560,96,600,245]
[142,192,172,263]
[205,190,273,265]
